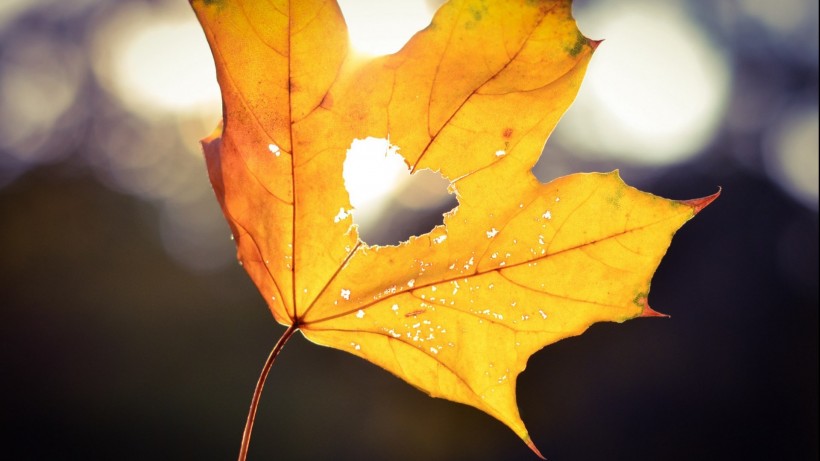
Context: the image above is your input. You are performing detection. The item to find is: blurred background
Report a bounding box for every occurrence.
[1,0,816,459]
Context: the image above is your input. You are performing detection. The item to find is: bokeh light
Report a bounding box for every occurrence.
[85,1,230,272]
[556,0,731,164]
[0,0,42,29]
[337,0,435,56]
[0,31,85,164]
[91,2,220,118]
[739,0,817,37]
[763,103,819,210]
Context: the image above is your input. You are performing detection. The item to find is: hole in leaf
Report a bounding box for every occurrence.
[336,0,436,57]
[342,137,457,246]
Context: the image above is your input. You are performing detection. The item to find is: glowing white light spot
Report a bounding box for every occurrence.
[486,228,499,238]
[341,288,351,300]
[333,208,351,223]
[337,0,434,56]
[268,144,281,156]
[343,138,405,215]
[95,10,220,116]
[763,105,819,210]
[342,137,453,238]
[542,211,552,220]
[495,150,506,157]
[556,2,729,164]
[356,309,365,319]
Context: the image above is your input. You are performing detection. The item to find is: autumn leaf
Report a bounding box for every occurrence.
[189,0,717,457]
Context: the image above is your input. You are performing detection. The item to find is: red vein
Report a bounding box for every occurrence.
[411,5,555,172]
[223,212,285,311]
[223,134,293,206]
[237,0,287,57]
[496,272,624,310]
[288,0,297,321]
[305,208,690,326]
[298,241,362,320]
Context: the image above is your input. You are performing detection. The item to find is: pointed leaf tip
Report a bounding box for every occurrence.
[525,436,546,460]
[640,304,670,318]
[634,294,669,318]
[679,188,721,215]
[588,38,603,50]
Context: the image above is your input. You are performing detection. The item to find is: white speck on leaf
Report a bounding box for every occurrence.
[356,309,365,319]
[333,208,350,223]
[486,228,499,238]
[341,288,351,300]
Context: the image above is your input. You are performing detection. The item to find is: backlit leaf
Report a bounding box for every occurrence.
[190,0,717,456]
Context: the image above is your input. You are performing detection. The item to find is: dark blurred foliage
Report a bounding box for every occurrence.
[0,0,817,460]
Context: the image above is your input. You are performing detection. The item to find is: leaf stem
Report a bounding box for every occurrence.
[238,323,299,461]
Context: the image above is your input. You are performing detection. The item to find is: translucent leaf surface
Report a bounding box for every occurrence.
[190,0,717,455]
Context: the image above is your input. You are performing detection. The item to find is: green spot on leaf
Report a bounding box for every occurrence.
[632,292,648,307]
[566,30,587,57]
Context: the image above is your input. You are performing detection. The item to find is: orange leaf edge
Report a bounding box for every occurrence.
[679,188,721,215]
[525,436,547,460]
[637,188,721,319]
[640,303,670,318]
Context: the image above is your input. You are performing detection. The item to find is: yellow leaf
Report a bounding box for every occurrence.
[190,0,717,456]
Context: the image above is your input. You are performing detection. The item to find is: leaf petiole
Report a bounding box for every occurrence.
[238,322,299,461]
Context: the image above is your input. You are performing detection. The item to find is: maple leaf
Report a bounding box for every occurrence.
[190,0,718,458]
